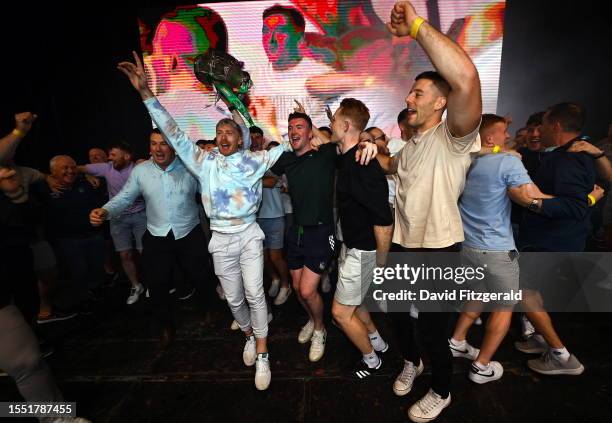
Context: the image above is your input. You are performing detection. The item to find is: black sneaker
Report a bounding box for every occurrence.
[349,358,382,380]
[37,310,78,325]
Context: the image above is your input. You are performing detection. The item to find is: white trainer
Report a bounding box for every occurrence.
[126,283,144,305]
[408,389,451,423]
[255,353,271,390]
[468,361,504,384]
[243,336,256,366]
[309,329,326,362]
[298,320,315,344]
[449,339,480,360]
[268,279,280,297]
[273,286,292,305]
[393,359,424,396]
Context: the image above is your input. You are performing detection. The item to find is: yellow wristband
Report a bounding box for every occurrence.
[410,17,426,39]
[588,194,597,207]
[492,145,501,154]
[12,128,25,137]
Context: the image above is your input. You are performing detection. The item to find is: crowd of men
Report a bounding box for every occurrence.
[1,2,611,422]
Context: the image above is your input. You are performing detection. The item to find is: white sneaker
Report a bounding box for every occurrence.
[449,339,479,360]
[255,353,271,390]
[393,359,424,396]
[243,336,256,366]
[216,284,226,301]
[515,334,548,354]
[273,286,291,305]
[268,279,280,297]
[408,389,451,423]
[321,272,331,293]
[409,303,419,319]
[474,317,483,326]
[126,283,144,305]
[298,319,315,344]
[230,320,240,331]
[309,329,326,362]
[521,314,536,339]
[469,361,504,384]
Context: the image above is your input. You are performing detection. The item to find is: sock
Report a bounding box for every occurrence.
[257,352,269,361]
[368,330,387,352]
[473,361,489,371]
[450,337,466,347]
[363,350,380,369]
[551,347,570,362]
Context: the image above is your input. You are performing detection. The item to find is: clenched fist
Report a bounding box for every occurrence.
[90,208,109,227]
[386,1,419,37]
[14,112,38,135]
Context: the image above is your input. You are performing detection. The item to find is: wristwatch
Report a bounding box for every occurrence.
[528,199,540,212]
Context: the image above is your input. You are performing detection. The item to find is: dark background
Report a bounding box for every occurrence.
[1,0,610,171]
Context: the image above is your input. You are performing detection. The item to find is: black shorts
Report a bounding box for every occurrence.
[286,223,336,274]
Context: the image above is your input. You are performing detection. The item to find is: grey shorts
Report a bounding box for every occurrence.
[110,210,147,252]
[29,239,57,272]
[257,217,285,250]
[461,246,520,307]
[334,245,376,306]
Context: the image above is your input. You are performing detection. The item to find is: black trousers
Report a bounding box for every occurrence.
[141,226,211,329]
[388,243,458,398]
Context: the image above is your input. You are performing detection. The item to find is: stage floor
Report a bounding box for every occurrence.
[2,280,611,423]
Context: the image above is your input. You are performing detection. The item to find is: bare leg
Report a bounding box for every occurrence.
[119,250,139,288]
[332,300,373,354]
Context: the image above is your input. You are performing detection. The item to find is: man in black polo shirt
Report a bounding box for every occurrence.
[330,98,393,380]
[270,109,377,362]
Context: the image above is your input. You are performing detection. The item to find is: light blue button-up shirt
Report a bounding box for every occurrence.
[103,158,200,240]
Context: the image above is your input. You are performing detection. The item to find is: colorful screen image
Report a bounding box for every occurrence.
[138,0,505,141]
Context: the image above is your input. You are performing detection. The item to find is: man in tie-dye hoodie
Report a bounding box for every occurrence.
[118,51,291,391]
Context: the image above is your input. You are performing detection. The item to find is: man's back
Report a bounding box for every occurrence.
[460,154,531,251]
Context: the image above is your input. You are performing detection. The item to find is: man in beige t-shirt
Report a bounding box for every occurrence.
[372,2,482,422]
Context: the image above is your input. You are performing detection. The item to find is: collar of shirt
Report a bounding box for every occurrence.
[151,157,180,172]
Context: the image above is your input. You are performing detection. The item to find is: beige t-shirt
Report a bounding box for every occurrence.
[393,119,480,249]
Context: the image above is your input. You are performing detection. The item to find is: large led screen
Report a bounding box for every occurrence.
[138,0,505,141]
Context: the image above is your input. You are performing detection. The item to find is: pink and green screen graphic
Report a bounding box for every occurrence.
[138,0,505,141]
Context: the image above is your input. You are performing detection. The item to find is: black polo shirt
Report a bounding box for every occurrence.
[337,144,392,250]
[271,143,336,226]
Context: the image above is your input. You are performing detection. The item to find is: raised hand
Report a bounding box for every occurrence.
[386,1,418,37]
[89,208,109,227]
[14,112,38,135]
[117,51,154,100]
[293,99,306,114]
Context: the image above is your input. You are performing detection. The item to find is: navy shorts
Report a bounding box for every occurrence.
[286,223,336,274]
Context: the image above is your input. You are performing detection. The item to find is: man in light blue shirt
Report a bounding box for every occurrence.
[90,128,209,348]
[450,114,548,385]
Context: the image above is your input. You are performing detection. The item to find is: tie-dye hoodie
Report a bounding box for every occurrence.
[144,97,292,234]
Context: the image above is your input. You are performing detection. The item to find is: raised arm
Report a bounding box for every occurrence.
[568,140,612,183]
[117,51,207,174]
[387,1,481,137]
[0,112,37,165]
